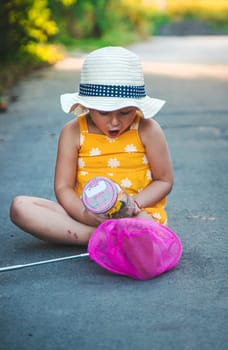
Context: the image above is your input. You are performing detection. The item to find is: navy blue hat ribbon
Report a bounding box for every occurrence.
[79,84,146,98]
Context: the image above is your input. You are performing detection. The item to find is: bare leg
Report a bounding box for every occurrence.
[136,210,154,220]
[10,196,95,245]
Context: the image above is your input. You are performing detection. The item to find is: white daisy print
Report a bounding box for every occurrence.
[90,147,101,156]
[121,178,132,188]
[80,171,88,176]
[142,155,148,164]
[78,158,85,168]
[146,169,152,180]
[107,173,114,177]
[106,137,117,143]
[152,212,162,220]
[80,133,85,146]
[125,144,137,153]
[108,158,120,168]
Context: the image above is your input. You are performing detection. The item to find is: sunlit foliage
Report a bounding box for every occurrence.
[165,0,228,24]
[1,0,227,65]
[0,0,59,63]
[1,0,228,95]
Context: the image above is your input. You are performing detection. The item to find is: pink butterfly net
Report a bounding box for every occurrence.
[88,218,182,280]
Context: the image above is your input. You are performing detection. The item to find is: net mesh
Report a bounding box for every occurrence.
[88,218,182,280]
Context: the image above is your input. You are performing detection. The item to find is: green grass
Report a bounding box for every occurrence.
[56,30,141,53]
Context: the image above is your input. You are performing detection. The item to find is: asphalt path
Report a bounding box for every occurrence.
[0,37,227,350]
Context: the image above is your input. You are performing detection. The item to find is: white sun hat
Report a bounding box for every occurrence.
[60,46,165,119]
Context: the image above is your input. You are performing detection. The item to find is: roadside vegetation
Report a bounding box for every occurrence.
[0,0,228,110]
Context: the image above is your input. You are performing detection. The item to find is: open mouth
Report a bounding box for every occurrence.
[108,130,119,138]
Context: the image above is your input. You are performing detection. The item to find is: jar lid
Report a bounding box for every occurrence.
[82,177,118,214]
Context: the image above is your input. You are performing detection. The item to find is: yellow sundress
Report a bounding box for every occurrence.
[75,112,167,224]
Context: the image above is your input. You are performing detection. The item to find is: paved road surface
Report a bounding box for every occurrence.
[0,37,227,350]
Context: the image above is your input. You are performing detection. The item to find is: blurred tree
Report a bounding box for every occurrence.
[0,1,31,62]
[1,0,227,68]
[25,0,58,43]
[0,0,58,63]
[49,0,114,39]
[92,0,111,38]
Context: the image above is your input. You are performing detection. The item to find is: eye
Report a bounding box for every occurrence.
[120,110,131,116]
[98,111,109,116]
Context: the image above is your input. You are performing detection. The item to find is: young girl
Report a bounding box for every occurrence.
[10,46,173,245]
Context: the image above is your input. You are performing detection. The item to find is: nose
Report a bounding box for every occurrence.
[109,114,120,127]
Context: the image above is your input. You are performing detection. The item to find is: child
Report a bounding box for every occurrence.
[10,46,173,245]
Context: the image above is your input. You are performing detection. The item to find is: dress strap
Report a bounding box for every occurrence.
[77,114,88,133]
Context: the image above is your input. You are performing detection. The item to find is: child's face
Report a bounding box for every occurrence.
[89,107,137,138]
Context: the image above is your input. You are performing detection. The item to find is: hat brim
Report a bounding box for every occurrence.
[60,92,165,119]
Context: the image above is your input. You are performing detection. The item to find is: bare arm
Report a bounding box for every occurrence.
[134,118,174,209]
[54,120,102,227]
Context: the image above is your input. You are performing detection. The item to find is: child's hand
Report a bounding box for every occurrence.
[132,199,153,220]
[133,200,141,216]
[81,207,106,227]
[81,196,143,224]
